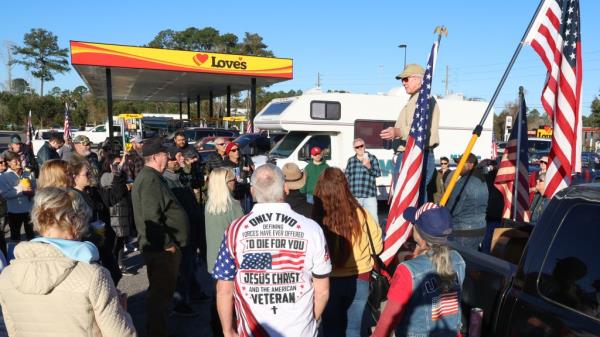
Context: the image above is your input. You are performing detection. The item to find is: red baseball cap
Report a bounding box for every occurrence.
[310,146,322,156]
[225,142,239,155]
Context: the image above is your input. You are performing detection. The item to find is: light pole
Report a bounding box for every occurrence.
[398,44,407,69]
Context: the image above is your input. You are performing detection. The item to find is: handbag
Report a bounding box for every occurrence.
[364,216,391,321]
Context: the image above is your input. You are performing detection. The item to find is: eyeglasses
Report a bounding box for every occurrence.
[230,149,238,153]
[215,143,225,146]
[441,162,449,165]
[354,144,365,149]
[540,161,548,165]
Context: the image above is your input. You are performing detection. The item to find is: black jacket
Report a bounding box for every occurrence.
[285,189,312,218]
[36,142,60,167]
[131,166,190,251]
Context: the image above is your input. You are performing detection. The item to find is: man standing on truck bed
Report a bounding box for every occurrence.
[380,64,440,200]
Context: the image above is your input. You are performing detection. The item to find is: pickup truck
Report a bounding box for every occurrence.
[453,183,600,336]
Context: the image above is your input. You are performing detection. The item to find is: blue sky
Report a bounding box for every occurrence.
[1,1,599,116]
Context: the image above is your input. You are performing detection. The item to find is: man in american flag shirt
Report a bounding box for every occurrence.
[213,164,331,337]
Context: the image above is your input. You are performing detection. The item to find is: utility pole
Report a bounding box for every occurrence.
[444,65,449,96]
[316,72,321,88]
[3,41,14,93]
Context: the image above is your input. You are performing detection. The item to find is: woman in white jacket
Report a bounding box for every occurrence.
[0,187,137,336]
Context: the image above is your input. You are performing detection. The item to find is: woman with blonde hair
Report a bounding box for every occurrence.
[0,187,136,336]
[37,159,70,189]
[205,167,243,337]
[313,167,382,337]
[372,203,465,337]
[205,167,243,272]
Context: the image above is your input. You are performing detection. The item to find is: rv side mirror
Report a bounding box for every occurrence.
[298,147,310,161]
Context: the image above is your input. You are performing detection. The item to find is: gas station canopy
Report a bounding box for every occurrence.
[70,41,293,102]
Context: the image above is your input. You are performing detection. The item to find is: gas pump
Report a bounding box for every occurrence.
[117,113,144,153]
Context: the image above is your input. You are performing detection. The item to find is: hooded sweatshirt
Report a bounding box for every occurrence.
[0,241,136,336]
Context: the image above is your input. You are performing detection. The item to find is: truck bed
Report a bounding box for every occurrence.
[450,244,517,334]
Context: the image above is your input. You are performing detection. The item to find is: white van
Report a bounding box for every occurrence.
[254,88,494,199]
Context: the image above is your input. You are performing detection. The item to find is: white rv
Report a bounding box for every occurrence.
[254,88,493,199]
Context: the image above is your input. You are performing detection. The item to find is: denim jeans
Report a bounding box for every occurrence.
[392,149,436,204]
[356,197,378,224]
[322,276,369,337]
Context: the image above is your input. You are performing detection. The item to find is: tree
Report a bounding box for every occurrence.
[240,32,273,56]
[147,29,177,49]
[12,28,70,96]
[11,78,30,94]
[219,33,239,53]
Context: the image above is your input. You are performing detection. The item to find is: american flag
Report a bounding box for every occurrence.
[491,135,499,161]
[524,0,582,198]
[240,251,305,271]
[494,94,530,221]
[431,291,459,321]
[63,102,71,141]
[380,41,438,265]
[26,110,33,145]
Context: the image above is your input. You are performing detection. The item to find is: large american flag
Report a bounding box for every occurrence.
[63,102,71,141]
[494,94,530,221]
[524,0,582,198]
[380,41,438,265]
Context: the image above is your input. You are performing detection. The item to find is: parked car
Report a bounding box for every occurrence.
[73,124,122,147]
[454,183,600,336]
[166,127,239,145]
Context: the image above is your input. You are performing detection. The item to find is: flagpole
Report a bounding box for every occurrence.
[512,86,525,220]
[440,0,546,206]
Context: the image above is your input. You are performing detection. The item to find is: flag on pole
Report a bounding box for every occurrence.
[524,0,582,198]
[494,94,530,222]
[63,102,71,141]
[380,41,438,265]
[491,135,499,161]
[26,110,33,146]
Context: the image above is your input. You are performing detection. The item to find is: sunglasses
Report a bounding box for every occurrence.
[230,148,238,153]
[540,161,548,165]
[441,162,449,165]
[215,143,225,146]
[354,144,365,149]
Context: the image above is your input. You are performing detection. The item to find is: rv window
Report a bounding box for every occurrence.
[355,120,396,149]
[310,101,341,120]
[299,135,331,161]
[270,131,308,158]
[262,101,292,116]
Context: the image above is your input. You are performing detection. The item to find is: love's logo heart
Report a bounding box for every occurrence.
[193,53,209,66]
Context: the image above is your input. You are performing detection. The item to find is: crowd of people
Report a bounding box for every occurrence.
[0,63,552,337]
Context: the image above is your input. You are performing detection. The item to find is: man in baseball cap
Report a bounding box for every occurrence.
[380,62,441,202]
[300,146,329,204]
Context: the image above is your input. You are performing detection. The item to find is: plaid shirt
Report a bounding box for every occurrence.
[345,152,381,198]
[123,150,144,182]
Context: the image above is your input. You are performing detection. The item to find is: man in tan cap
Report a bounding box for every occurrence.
[380,63,440,199]
[282,163,312,218]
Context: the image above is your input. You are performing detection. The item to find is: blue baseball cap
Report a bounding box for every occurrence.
[403,203,453,244]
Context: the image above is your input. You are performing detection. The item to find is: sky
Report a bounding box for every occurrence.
[1,1,599,116]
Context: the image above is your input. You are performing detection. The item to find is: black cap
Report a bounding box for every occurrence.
[142,137,167,157]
